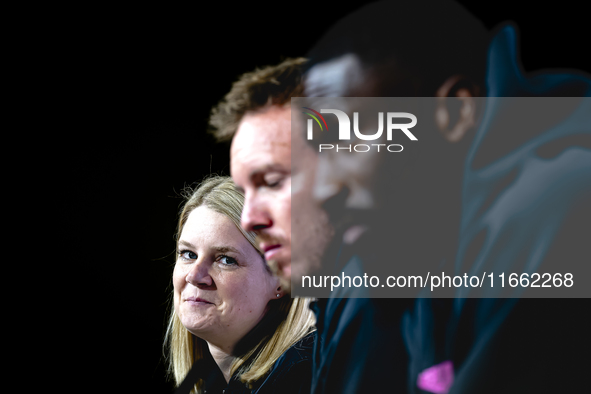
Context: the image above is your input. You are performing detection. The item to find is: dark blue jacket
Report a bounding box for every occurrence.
[308,233,414,394]
[404,25,591,394]
[177,331,315,394]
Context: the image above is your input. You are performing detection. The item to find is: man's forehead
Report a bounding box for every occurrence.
[231,106,291,151]
[230,105,292,175]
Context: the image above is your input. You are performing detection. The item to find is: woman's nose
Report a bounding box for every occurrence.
[185,258,213,288]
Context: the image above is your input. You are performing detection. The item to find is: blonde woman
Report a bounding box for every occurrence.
[164,175,316,394]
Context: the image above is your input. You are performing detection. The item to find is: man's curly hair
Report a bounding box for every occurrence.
[209,57,307,142]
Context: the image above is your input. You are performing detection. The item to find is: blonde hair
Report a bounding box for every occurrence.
[164,175,316,393]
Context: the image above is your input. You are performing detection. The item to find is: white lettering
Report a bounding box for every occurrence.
[387,144,404,152]
[353,144,370,152]
[320,109,351,140]
[353,112,384,140]
[387,112,418,140]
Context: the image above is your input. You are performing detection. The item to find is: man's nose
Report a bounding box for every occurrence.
[186,258,213,288]
[241,194,272,232]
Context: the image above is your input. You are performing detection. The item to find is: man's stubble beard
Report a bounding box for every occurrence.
[270,229,334,296]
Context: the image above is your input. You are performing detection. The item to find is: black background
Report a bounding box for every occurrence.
[55,1,589,392]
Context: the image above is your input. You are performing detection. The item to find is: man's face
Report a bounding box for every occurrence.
[304,55,418,244]
[304,56,389,243]
[230,105,333,293]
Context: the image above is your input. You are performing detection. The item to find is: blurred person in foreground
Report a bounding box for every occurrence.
[164,175,316,394]
[303,0,590,393]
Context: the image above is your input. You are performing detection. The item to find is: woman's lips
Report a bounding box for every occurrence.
[185,297,214,306]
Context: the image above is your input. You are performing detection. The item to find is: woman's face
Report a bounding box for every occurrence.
[173,205,280,351]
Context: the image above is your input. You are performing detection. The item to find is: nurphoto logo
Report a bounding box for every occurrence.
[303,107,418,153]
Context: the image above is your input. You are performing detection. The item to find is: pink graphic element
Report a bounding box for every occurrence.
[417,360,454,394]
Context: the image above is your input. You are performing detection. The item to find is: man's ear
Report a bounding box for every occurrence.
[435,75,481,143]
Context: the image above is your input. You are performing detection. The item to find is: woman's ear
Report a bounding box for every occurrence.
[268,275,284,300]
[435,75,481,143]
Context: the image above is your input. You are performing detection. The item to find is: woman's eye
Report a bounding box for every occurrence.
[179,250,197,260]
[218,255,238,266]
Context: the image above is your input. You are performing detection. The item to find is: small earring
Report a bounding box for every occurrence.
[276,294,280,298]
